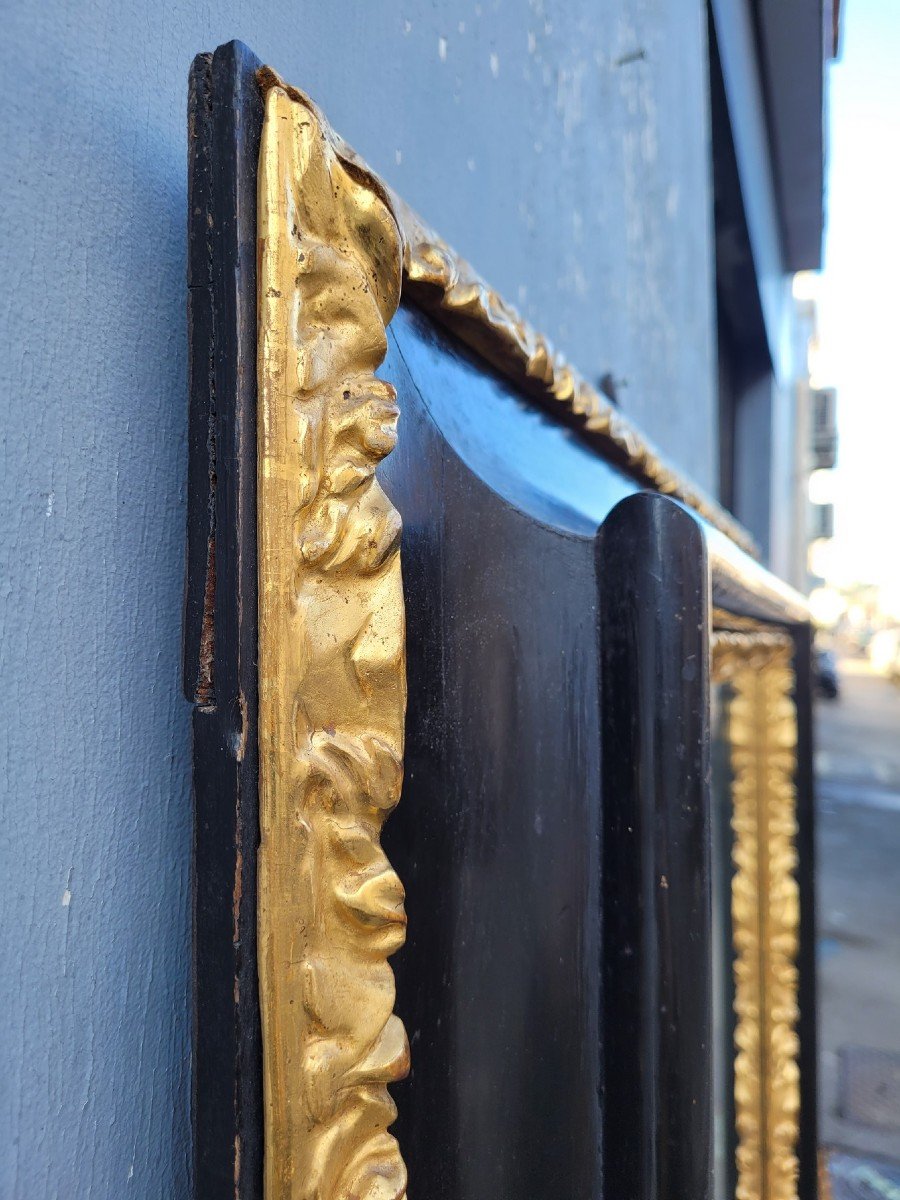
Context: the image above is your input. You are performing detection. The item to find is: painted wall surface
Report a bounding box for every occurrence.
[0,2,715,1196]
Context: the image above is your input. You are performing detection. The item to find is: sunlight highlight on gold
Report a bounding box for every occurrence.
[713,631,801,1200]
[257,78,408,1200]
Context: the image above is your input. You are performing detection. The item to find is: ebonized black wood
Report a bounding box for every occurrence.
[792,621,819,1200]
[185,41,263,1200]
[597,492,713,1200]
[381,307,604,1200]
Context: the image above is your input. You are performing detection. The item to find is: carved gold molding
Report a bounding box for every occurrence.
[395,198,758,557]
[712,631,800,1200]
[257,80,408,1200]
[258,68,756,559]
[712,607,774,634]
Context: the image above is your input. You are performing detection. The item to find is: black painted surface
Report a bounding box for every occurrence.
[185,42,263,1200]
[597,493,713,1200]
[792,621,820,1200]
[381,307,604,1200]
[184,53,214,705]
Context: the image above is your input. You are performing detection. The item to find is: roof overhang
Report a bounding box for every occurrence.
[753,0,829,271]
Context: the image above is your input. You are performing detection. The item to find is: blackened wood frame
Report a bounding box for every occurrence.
[184,40,819,1200]
[184,42,264,1199]
[599,494,713,1199]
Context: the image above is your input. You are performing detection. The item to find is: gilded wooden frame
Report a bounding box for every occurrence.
[254,63,805,1200]
[257,81,408,1200]
[712,631,802,1200]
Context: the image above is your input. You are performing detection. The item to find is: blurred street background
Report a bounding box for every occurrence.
[818,656,900,1196]
[801,5,900,1191]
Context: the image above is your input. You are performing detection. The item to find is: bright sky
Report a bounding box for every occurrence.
[816,0,900,594]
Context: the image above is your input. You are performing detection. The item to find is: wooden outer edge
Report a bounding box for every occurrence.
[186,41,264,1200]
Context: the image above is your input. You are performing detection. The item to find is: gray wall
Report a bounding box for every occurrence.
[0,2,716,1195]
